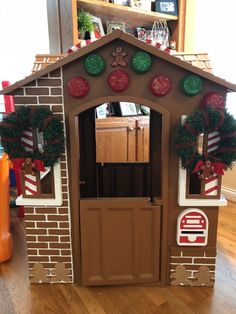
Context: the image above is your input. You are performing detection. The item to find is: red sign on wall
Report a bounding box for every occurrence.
[177,208,208,246]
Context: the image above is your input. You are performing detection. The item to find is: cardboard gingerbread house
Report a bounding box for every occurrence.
[1,30,236,286]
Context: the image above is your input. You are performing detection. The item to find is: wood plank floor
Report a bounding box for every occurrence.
[0,202,236,314]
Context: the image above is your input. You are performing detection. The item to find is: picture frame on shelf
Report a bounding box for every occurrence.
[96,104,108,119]
[106,21,126,33]
[130,0,152,11]
[155,0,178,16]
[90,15,105,39]
[119,102,138,116]
[110,0,131,6]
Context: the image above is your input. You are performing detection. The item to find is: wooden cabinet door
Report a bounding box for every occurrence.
[96,118,136,162]
[80,199,161,286]
[136,116,150,162]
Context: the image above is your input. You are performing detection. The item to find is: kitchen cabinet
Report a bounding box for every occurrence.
[96,116,150,163]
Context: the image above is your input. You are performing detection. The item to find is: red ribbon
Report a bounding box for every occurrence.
[12,158,45,172]
[192,160,226,175]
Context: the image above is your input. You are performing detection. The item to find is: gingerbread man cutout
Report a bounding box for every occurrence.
[22,157,35,176]
[111,46,127,67]
[192,266,214,286]
[30,263,49,283]
[199,160,214,179]
[51,262,70,282]
[170,265,192,286]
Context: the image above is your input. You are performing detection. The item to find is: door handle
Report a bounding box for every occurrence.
[79,180,86,185]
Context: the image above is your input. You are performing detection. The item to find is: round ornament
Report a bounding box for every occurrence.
[108,70,129,92]
[201,92,225,110]
[150,75,171,96]
[181,75,203,96]
[84,54,105,76]
[68,77,89,98]
[131,51,152,74]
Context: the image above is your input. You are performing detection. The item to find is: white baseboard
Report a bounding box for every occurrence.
[221,187,236,202]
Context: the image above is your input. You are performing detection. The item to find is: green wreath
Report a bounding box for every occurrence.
[174,106,236,171]
[0,106,64,167]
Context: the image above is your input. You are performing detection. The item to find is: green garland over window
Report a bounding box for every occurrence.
[174,106,236,171]
[0,107,64,167]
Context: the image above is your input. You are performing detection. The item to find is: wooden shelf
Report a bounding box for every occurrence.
[77,0,177,28]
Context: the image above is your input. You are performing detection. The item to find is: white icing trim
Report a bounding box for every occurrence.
[178,163,227,206]
[16,163,62,206]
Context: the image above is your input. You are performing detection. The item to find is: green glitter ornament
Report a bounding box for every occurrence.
[84,54,106,76]
[131,51,152,74]
[181,75,203,96]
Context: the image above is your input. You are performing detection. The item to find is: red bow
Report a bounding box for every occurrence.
[192,160,226,175]
[12,158,45,172]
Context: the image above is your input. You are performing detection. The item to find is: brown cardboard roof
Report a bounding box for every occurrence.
[1,29,236,94]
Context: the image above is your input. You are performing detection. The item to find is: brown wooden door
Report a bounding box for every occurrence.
[80,199,161,286]
[96,117,136,162]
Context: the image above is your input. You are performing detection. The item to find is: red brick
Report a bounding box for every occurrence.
[37,222,58,228]
[25,88,49,95]
[48,229,69,235]
[26,236,37,241]
[60,236,70,242]
[12,88,24,95]
[25,214,46,221]
[58,208,68,215]
[25,208,34,214]
[39,250,60,256]
[28,256,49,262]
[38,236,59,242]
[171,257,193,264]
[48,215,68,221]
[37,78,61,86]
[62,186,68,193]
[51,89,62,96]
[51,256,71,262]
[62,178,68,185]
[39,96,62,104]
[59,222,69,228]
[61,250,72,256]
[27,249,38,255]
[27,242,48,249]
[25,221,36,228]
[194,258,216,264]
[50,69,61,77]
[49,243,70,249]
[35,208,57,214]
[14,96,37,104]
[26,228,47,235]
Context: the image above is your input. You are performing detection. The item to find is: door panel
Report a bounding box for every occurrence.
[80,199,161,286]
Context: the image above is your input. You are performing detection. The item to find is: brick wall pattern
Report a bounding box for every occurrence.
[170,247,216,286]
[13,68,73,283]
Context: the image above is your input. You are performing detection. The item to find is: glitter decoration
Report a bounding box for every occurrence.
[150,75,171,96]
[131,51,152,74]
[84,54,106,76]
[181,75,203,96]
[201,92,225,110]
[68,77,89,98]
[108,70,129,92]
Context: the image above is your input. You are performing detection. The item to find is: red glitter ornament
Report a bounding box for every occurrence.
[150,75,171,96]
[201,92,225,110]
[108,70,129,92]
[68,77,89,98]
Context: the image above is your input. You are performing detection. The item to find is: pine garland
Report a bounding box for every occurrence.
[174,106,236,171]
[0,107,64,167]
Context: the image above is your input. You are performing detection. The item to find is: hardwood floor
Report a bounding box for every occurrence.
[0,203,236,314]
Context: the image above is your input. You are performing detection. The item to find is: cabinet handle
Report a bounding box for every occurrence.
[128,127,134,131]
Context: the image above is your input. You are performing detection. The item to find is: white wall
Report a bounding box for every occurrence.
[0,0,49,111]
[194,0,236,117]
